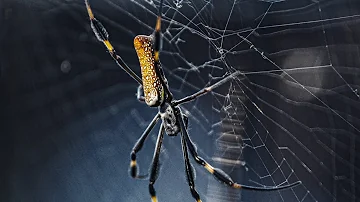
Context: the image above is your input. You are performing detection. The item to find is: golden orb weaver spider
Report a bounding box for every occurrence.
[84,0,302,201]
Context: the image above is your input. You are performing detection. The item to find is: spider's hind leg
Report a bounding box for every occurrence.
[84,0,142,85]
[136,85,145,103]
[151,0,173,102]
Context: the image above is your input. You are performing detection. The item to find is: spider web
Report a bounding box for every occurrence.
[3,0,360,202]
[120,0,359,202]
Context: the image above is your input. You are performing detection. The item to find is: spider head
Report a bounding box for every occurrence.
[160,104,189,136]
[160,103,180,136]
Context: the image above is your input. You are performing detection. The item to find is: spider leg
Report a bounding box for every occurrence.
[148,124,165,202]
[179,118,202,202]
[152,0,173,101]
[176,109,301,191]
[85,0,142,85]
[173,71,243,106]
[136,85,146,103]
[130,113,161,179]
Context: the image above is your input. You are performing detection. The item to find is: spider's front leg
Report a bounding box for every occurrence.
[177,110,302,191]
[148,124,165,202]
[180,126,202,202]
[130,113,160,179]
[174,108,202,202]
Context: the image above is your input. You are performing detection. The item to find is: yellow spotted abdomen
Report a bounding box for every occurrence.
[134,35,164,107]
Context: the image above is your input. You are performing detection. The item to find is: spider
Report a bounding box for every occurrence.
[84,0,301,201]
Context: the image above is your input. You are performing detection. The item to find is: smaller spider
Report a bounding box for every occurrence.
[84,0,301,201]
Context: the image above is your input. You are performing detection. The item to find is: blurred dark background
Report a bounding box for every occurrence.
[1,0,360,202]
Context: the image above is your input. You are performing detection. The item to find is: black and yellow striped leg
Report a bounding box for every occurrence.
[130,113,161,179]
[85,0,143,85]
[152,0,173,102]
[148,124,165,202]
[177,108,301,191]
[178,117,202,202]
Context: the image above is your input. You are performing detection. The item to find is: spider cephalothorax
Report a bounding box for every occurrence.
[159,103,179,136]
[85,0,301,201]
[159,103,189,136]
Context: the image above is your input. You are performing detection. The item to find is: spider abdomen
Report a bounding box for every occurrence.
[134,35,164,107]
